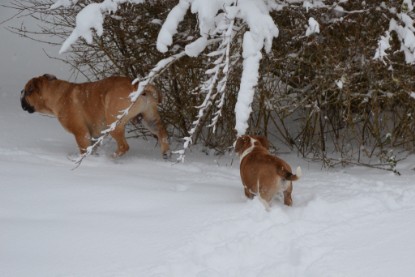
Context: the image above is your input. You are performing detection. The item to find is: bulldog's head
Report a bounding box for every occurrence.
[21,74,57,114]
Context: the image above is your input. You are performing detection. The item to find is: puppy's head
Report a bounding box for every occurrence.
[21,74,57,113]
[235,135,252,156]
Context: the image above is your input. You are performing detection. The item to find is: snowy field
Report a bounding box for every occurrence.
[2,4,415,277]
[2,91,415,277]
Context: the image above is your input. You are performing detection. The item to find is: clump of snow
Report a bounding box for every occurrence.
[50,0,78,9]
[335,76,345,89]
[403,0,414,12]
[374,31,391,61]
[235,31,263,135]
[185,36,208,57]
[234,0,279,135]
[58,0,145,53]
[156,0,190,53]
[375,3,415,64]
[60,3,104,53]
[303,0,326,12]
[305,17,320,36]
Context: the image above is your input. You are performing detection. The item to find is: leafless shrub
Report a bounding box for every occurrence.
[7,0,415,170]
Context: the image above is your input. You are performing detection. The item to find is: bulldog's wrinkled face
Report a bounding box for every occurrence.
[20,74,57,114]
[20,78,38,113]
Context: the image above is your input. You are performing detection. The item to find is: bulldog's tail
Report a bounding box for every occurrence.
[143,84,163,104]
[284,166,302,181]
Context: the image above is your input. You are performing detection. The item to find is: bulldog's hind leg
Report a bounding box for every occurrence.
[142,115,170,158]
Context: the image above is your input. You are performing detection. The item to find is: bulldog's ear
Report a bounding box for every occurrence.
[27,78,39,94]
[43,74,57,81]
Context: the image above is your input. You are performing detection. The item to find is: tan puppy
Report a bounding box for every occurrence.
[20,74,169,158]
[235,135,301,208]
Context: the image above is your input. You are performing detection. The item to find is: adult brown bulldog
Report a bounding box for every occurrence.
[20,74,170,158]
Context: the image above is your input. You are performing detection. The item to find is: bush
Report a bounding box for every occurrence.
[9,0,415,169]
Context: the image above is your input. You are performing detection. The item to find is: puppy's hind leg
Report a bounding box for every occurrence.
[256,180,272,212]
[244,184,255,199]
[283,181,293,206]
[258,196,271,212]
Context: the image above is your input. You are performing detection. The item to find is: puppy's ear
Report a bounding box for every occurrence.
[234,136,244,154]
[43,74,57,81]
[252,135,270,149]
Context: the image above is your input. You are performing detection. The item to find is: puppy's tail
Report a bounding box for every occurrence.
[283,166,302,181]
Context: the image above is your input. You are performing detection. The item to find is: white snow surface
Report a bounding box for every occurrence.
[2,93,415,276]
[2,3,415,277]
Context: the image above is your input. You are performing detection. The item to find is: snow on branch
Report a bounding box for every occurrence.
[50,0,79,9]
[158,0,279,139]
[234,0,279,136]
[306,17,320,36]
[55,0,145,54]
[176,8,237,162]
[375,0,415,64]
[156,0,190,53]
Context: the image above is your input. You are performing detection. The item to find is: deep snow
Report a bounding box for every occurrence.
[2,97,415,277]
[2,3,415,277]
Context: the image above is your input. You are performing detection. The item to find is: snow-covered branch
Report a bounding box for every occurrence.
[375,0,415,64]
[53,0,414,162]
[175,9,237,162]
[157,0,279,139]
[55,0,145,54]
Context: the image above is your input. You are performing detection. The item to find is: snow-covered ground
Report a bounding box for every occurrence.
[2,4,415,277]
[2,93,415,277]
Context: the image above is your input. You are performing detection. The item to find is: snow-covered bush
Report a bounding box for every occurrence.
[8,0,415,169]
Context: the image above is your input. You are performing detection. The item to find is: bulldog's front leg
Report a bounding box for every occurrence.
[109,125,129,158]
[59,117,91,155]
[74,131,92,154]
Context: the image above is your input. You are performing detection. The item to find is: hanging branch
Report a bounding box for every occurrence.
[208,16,235,133]
[174,11,237,162]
